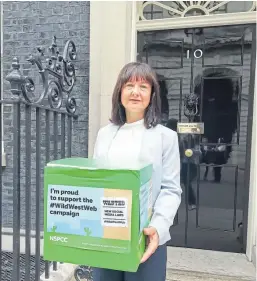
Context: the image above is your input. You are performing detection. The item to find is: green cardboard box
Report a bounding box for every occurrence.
[43,157,153,272]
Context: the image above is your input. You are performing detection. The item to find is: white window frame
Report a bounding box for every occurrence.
[0,1,6,167]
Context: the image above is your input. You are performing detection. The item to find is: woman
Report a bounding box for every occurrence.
[93,62,182,281]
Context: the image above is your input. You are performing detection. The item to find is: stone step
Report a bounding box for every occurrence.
[166,269,254,281]
[166,247,255,281]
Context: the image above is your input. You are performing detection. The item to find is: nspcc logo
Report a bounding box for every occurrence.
[50,236,68,243]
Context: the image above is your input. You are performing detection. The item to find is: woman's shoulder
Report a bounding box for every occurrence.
[152,124,178,151]
[97,122,118,136]
[152,124,179,155]
[155,124,178,139]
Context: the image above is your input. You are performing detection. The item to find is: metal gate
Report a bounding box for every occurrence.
[0,36,77,280]
[137,24,256,252]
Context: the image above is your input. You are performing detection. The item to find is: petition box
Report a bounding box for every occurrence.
[43,157,153,272]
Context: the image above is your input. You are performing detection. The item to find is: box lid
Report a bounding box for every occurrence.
[47,157,151,171]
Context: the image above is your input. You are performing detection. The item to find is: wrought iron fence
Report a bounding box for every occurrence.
[0,36,78,281]
[74,266,93,281]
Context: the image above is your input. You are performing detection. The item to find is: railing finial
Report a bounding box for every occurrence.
[6,57,25,96]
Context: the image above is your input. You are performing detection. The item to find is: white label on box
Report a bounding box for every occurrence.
[100,197,128,227]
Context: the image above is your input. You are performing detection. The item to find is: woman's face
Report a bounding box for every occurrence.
[121,79,152,114]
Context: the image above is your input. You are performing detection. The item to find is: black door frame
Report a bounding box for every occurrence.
[242,24,256,252]
[137,23,256,253]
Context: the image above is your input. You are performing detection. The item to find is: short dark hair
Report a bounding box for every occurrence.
[110,62,161,129]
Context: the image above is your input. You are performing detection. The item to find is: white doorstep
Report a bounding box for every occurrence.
[166,247,256,280]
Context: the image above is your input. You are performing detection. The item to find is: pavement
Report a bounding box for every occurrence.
[165,247,256,281]
[69,247,256,281]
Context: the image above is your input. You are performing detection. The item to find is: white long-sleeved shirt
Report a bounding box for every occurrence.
[93,121,182,245]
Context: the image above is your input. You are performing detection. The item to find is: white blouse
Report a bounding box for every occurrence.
[107,119,146,168]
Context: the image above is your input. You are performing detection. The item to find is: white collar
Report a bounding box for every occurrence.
[123,119,144,128]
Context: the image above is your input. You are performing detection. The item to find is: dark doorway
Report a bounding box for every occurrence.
[137,24,256,253]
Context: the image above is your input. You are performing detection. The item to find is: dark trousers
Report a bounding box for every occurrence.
[181,162,197,205]
[204,166,209,179]
[214,166,222,182]
[92,244,167,281]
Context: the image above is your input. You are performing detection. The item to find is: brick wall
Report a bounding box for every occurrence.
[1,1,90,230]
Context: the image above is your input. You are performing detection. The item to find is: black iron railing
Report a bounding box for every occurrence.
[0,36,77,281]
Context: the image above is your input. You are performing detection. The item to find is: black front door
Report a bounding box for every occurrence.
[137,24,256,253]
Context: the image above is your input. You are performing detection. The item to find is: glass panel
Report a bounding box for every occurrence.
[224,1,254,13]
[141,1,256,20]
[142,2,165,20]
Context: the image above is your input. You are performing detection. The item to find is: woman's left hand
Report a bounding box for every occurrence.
[140,226,159,263]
